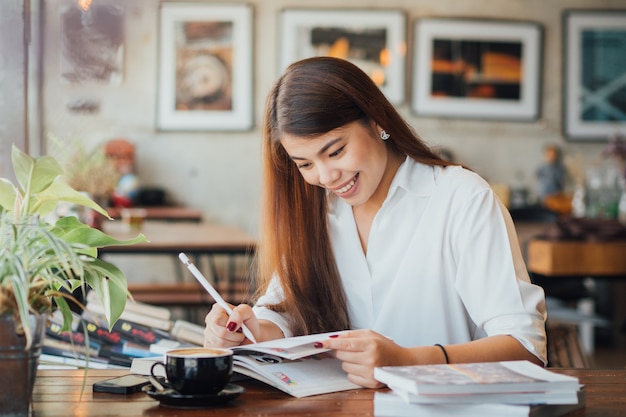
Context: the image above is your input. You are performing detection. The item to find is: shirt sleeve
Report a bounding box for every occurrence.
[252,276,294,338]
[450,183,548,365]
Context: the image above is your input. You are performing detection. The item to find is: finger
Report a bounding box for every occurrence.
[323,336,365,352]
[206,303,229,326]
[204,321,245,347]
[228,304,260,337]
[204,305,245,347]
[230,304,255,324]
[346,372,385,389]
[341,361,384,389]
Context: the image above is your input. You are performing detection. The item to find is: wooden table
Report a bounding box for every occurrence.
[527,238,626,353]
[99,221,256,256]
[105,206,204,222]
[99,221,257,308]
[31,369,626,416]
[527,239,626,277]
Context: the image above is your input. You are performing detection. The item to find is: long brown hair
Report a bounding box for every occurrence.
[258,57,450,336]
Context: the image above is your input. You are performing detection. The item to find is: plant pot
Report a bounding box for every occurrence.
[0,313,47,417]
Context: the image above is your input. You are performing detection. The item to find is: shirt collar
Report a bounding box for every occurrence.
[389,156,438,197]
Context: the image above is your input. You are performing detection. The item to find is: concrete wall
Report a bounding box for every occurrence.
[0,0,28,178]
[39,0,624,241]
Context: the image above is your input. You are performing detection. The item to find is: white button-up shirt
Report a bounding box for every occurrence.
[254,158,547,364]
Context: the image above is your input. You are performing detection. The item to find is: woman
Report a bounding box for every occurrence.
[204,57,547,388]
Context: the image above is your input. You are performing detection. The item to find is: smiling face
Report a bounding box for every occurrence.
[280,120,399,209]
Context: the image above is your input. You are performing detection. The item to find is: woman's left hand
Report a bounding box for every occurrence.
[316,329,405,388]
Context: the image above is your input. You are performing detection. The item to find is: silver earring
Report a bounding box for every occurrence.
[380,130,390,141]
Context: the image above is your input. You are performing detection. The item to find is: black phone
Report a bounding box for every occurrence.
[93,374,151,394]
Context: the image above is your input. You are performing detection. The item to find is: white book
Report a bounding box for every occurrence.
[233,351,358,398]
[170,320,205,346]
[86,300,173,331]
[39,354,128,370]
[131,355,166,377]
[389,384,580,405]
[374,389,586,417]
[374,361,580,396]
[230,331,348,360]
[87,290,172,321]
[148,339,194,355]
[131,332,360,397]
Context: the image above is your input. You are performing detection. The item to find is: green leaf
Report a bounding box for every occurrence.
[11,145,35,193]
[12,145,63,194]
[8,273,34,349]
[30,156,64,194]
[83,258,128,328]
[52,296,75,333]
[0,179,17,211]
[52,216,148,248]
[34,180,111,218]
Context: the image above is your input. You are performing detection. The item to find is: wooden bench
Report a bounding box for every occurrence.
[128,280,253,310]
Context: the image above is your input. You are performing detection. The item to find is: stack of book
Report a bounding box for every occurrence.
[39,294,202,370]
[373,360,585,417]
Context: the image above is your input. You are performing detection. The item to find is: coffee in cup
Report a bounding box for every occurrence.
[150,347,233,395]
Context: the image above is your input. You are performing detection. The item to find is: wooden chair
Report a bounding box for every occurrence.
[546,323,591,368]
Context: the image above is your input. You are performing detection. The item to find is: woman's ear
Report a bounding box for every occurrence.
[371,119,381,132]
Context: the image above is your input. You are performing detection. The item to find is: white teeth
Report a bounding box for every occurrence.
[337,177,356,193]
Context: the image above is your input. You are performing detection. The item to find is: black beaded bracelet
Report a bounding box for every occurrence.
[434,343,449,364]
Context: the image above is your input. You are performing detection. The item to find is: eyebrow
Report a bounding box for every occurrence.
[289,137,343,161]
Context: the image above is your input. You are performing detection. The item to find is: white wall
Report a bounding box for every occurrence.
[40,0,625,242]
[0,0,27,176]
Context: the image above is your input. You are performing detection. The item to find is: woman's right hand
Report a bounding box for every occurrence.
[203,303,259,348]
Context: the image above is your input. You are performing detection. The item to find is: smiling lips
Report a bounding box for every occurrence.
[333,174,358,195]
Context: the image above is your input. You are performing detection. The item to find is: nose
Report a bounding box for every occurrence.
[316,163,339,188]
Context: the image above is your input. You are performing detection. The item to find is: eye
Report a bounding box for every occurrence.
[296,161,311,169]
[329,145,345,158]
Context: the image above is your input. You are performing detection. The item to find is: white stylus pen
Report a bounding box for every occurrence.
[178,252,257,344]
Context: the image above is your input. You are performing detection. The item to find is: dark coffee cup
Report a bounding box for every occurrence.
[150,347,233,395]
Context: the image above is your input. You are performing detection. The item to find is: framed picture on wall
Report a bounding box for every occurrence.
[411,18,543,121]
[279,9,407,104]
[60,4,124,85]
[156,3,253,131]
[563,10,626,141]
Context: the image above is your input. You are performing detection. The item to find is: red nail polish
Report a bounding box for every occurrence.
[329,334,339,338]
[313,342,323,348]
[226,322,237,332]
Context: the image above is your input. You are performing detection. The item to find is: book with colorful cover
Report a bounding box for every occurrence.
[374,361,580,396]
[81,317,126,346]
[45,319,100,350]
[111,317,169,346]
[42,337,98,359]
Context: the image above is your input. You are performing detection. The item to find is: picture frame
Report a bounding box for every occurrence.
[156,3,253,131]
[279,9,407,104]
[563,10,626,141]
[411,18,543,121]
[60,4,124,85]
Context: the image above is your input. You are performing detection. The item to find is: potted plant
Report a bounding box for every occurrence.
[48,134,121,209]
[0,145,147,416]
